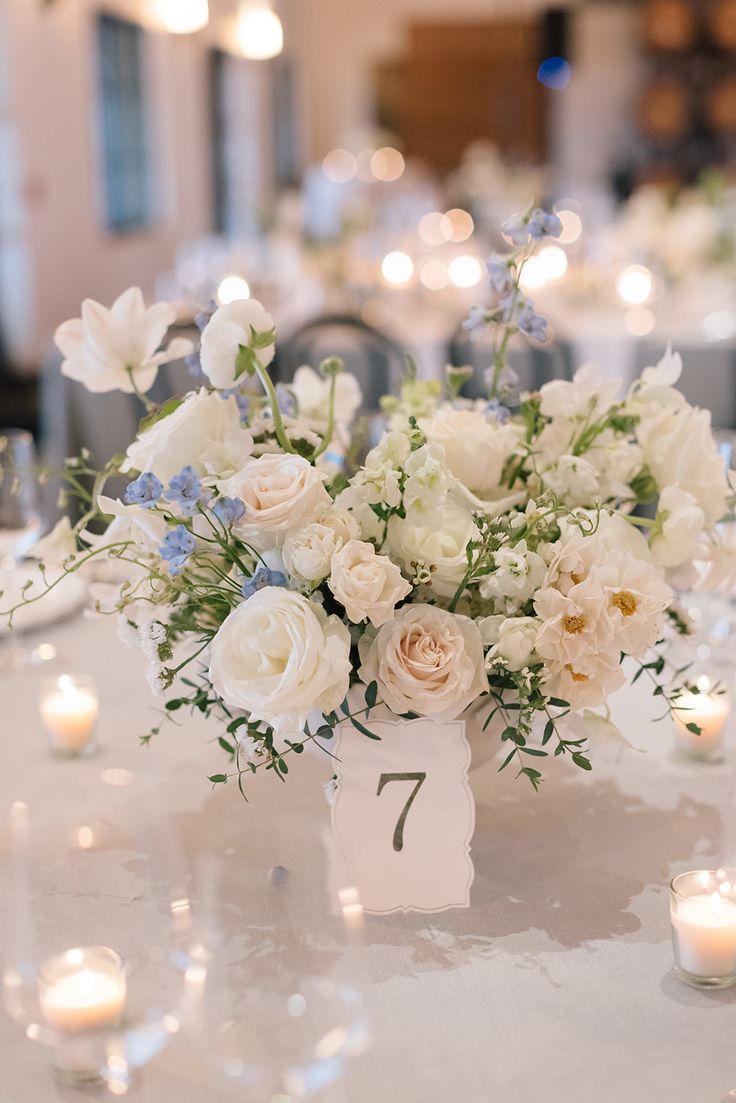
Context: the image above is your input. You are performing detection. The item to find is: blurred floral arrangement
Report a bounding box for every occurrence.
[608,173,736,286]
[2,208,734,794]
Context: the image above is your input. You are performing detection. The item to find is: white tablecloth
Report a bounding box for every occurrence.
[2,612,736,1102]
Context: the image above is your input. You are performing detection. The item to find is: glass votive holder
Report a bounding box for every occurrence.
[38,945,127,1083]
[670,870,736,989]
[39,674,99,758]
[671,675,730,764]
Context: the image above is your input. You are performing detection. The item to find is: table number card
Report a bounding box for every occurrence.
[331,719,475,914]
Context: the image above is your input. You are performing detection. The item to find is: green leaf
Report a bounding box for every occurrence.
[316,725,334,741]
[548,697,570,709]
[542,719,554,745]
[165,699,184,711]
[218,736,235,755]
[571,752,592,771]
[365,680,378,709]
[351,716,381,741]
[521,747,548,757]
[685,722,702,735]
[498,748,517,772]
[208,774,228,784]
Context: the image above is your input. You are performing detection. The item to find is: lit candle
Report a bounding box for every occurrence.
[670,871,736,988]
[39,675,99,756]
[672,678,729,762]
[38,947,126,1033]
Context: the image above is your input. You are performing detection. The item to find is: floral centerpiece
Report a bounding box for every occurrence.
[4,209,734,794]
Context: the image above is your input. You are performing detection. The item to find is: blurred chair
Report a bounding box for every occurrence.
[634,340,736,429]
[272,314,405,410]
[449,326,572,399]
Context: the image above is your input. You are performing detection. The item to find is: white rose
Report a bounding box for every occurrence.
[219,453,332,548]
[359,604,489,720]
[650,486,706,568]
[290,365,362,424]
[54,287,191,395]
[282,509,360,582]
[419,405,522,498]
[386,503,476,599]
[121,389,252,482]
[492,617,538,671]
[199,299,275,389]
[329,539,412,627]
[209,588,351,736]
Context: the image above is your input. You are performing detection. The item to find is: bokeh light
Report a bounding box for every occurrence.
[381,251,414,286]
[237,4,284,60]
[519,256,547,290]
[445,208,474,243]
[154,0,209,34]
[419,258,449,291]
[418,211,452,245]
[322,149,357,183]
[217,275,251,304]
[624,307,655,336]
[355,150,375,182]
[537,56,572,90]
[703,310,736,342]
[616,265,653,305]
[370,147,405,182]
[556,209,583,244]
[537,245,568,281]
[447,255,483,289]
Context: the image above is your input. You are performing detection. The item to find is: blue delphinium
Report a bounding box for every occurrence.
[486,255,514,294]
[125,472,163,509]
[500,215,530,246]
[485,397,511,424]
[527,208,562,240]
[166,466,203,516]
[221,388,251,421]
[212,496,246,526]
[159,526,196,574]
[517,302,549,342]
[242,567,288,598]
[275,384,297,418]
[462,304,487,332]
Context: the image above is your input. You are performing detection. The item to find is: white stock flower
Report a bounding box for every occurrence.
[209,588,351,736]
[282,509,360,582]
[542,454,601,507]
[121,389,252,482]
[419,405,522,498]
[650,486,706,568]
[329,539,411,627]
[539,364,621,420]
[219,453,332,548]
[199,299,275,389]
[360,604,488,720]
[402,444,449,515]
[290,365,362,424]
[490,616,539,671]
[480,540,547,613]
[54,287,191,394]
[386,501,476,599]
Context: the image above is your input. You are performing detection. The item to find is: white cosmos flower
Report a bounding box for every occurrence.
[200,299,275,389]
[121,389,253,482]
[359,604,488,720]
[54,287,192,394]
[208,588,351,737]
[290,365,362,425]
[328,539,411,627]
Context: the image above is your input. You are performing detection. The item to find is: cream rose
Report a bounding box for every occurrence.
[360,604,488,719]
[492,617,539,671]
[209,588,351,735]
[219,453,332,548]
[419,405,522,498]
[329,540,411,627]
[199,299,275,389]
[282,509,360,582]
[121,389,252,482]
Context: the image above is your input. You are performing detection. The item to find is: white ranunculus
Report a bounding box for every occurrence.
[27,517,77,567]
[290,365,362,424]
[637,403,730,527]
[329,539,411,627]
[282,509,360,582]
[419,405,522,498]
[219,453,332,548]
[199,299,275,389]
[650,486,706,568]
[121,389,252,482]
[209,588,351,736]
[539,363,621,420]
[386,501,476,599]
[359,604,489,720]
[54,287,192,395]
[492,616,539,671]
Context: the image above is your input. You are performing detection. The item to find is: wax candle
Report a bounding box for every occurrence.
[670,870,736,987]
[38,947,126,1033]
[39,675,99,756]
[672,678,729,762]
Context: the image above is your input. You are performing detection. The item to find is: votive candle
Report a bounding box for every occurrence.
[38,946,126,1033]
[670,870,736,988]
[39,675,99,756]
[672,678,729,762]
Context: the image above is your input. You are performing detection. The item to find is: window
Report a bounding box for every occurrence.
[96,14,150,233]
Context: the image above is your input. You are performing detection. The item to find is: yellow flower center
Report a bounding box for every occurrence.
[570,571,584,585]
[565,663,589,683]
[563,614,586,635]
[612,590,638,617]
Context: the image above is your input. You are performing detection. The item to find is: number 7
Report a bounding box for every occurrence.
[376,772,427,852]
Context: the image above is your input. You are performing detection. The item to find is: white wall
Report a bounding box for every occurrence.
[0,0,273,369]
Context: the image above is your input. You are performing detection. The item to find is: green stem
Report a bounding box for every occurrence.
[125,367,156,413]
[252,359,296,455]
[311,372,337,462]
